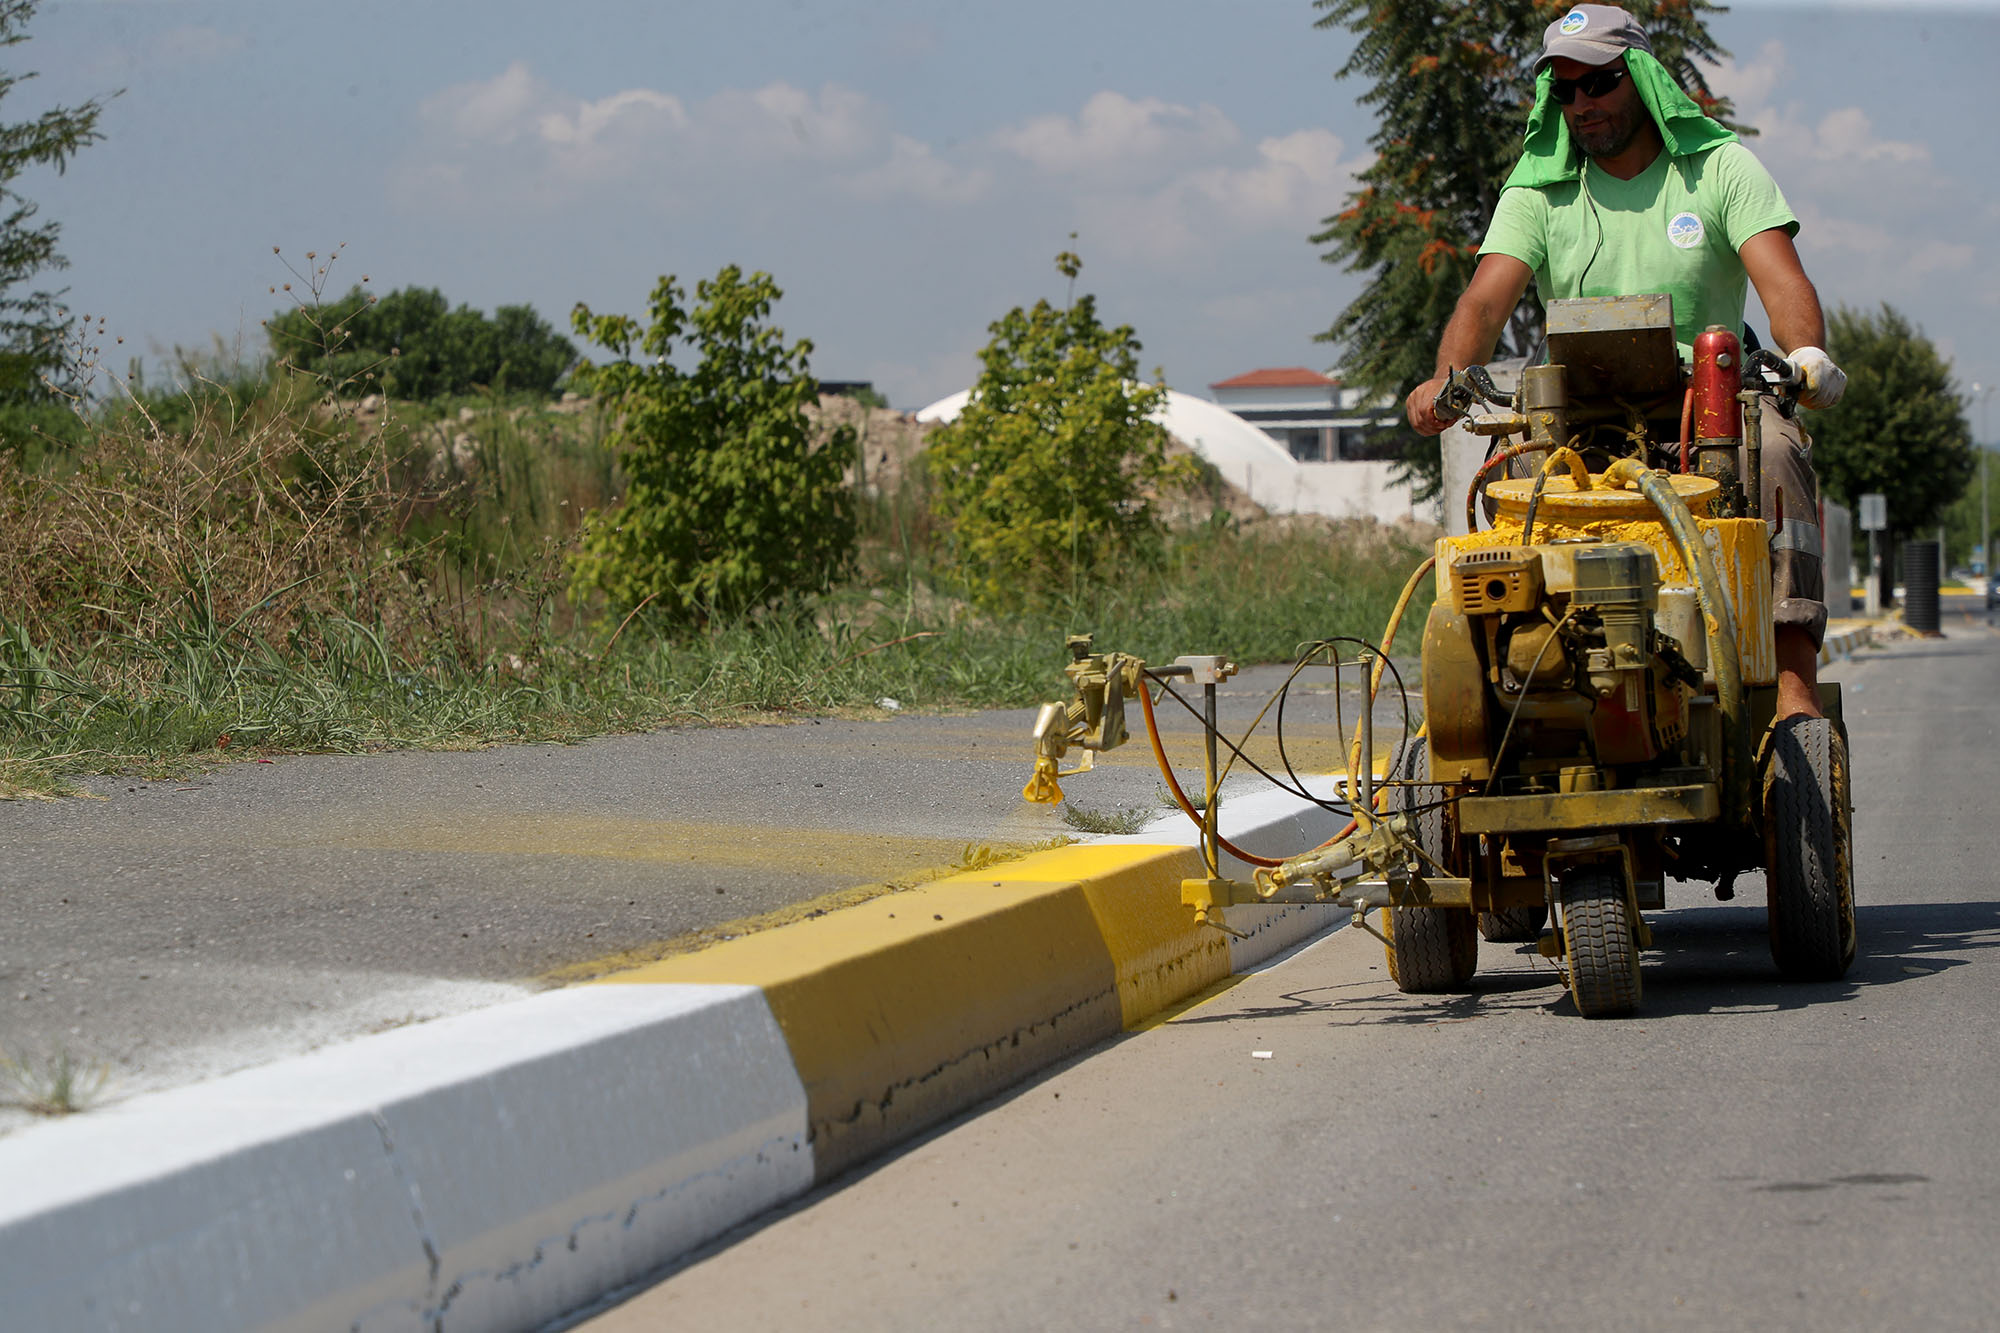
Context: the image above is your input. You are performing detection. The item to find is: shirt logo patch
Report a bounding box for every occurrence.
[1667,211,1705,249]
[1560,11,1589,34]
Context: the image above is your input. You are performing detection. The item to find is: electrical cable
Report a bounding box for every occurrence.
[1276,637,1413,808]
[1146,672,1352,814]
[1138,676,1283,868]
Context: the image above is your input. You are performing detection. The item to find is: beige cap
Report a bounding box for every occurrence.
[1536,5,1655,72]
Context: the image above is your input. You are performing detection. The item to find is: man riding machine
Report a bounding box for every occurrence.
[1022,7,1858,1017]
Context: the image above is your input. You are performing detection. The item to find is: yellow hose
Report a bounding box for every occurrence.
[1346,554,1437,789]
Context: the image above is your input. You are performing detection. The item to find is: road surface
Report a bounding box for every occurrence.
[577,615,2000,1331]
[0,660,1402,1125]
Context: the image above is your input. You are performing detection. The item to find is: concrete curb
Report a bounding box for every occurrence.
[1820,619,1877,664]
[0,786,1351,1331]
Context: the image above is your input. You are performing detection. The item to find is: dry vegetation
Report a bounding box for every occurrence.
[0,374,1433,797]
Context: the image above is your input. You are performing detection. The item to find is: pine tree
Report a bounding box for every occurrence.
[0,0,108,409]
[1310,0,1738,496]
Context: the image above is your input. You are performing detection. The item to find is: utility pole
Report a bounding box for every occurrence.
[1977,383,1995,606]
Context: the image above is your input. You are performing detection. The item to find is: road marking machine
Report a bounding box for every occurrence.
[1024,295,1854,1017]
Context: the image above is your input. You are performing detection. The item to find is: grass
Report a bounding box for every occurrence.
[0,1044,109,1116]
[0,367,1436,797]
[1060,804,1156,835]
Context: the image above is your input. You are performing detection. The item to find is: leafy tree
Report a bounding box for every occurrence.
[0,0,108,438]
[267,284,575,400]
[926,249,1182,613]
[1807,304,1973,604]
[1310,0,1738,496]
[568,265,856,622]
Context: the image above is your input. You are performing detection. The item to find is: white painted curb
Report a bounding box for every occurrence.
[0,986,809,1333]
[0,786,1351,1331]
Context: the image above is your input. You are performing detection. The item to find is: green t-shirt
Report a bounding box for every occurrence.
[1478,141,1798,357]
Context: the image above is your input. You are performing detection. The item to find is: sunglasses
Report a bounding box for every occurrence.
[1551,67,1628,105]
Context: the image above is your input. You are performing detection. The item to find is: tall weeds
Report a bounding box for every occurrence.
[0,370,1432,795]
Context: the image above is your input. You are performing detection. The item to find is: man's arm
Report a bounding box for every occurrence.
[1740,227,1845,408]
[1739,227,1825,353]
[1405,253,1534,435]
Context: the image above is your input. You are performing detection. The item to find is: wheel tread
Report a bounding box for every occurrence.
[1382,739,1478,992]
[1561,869,1641,1017]
[1767,716,1857,980]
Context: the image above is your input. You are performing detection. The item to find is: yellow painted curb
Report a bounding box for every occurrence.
[594,839,1223,1179]
[982,843,1223,1027]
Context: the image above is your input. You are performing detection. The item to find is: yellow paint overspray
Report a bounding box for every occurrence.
[1441,493,1776,685]
[288,811,981,884]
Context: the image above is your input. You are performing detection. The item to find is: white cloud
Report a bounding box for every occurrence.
[1710,39,1790,111]
[1796,207,1973,277]
[1067,127,1363,264]
[847,134,992,206]
[1181,129,1358,226]
[1702,37,1972,303]
[992,91,1238,177]
[425,61,558,146]
[397,70,1356,259]
[404,65,882,198]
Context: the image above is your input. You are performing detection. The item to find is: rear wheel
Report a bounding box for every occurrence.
[1381,739,1477,992]
[1478,903,1548,943]
[1559,867,1642,1017]
[1766,716,1857,980]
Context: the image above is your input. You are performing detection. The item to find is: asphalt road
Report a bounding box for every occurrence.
[577,615,2000,1331]
[0,658,1409,1124]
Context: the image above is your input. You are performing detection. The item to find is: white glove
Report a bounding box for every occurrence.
[1785,345,1847,410]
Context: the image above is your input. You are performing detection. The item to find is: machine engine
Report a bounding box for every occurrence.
[1427,540,1700,792]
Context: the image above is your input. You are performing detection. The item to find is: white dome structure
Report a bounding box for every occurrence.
[915,386,1425,524]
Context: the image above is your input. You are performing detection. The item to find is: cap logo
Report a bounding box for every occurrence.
[1560,11,1589,34]
[1667,212,1705,249]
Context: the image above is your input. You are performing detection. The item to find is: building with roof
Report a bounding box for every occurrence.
[1208,367,1405,466]
[914,379,1430,527]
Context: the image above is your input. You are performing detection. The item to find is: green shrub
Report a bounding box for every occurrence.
[567,265,857,622]
[267,285,575,400]
[926,250,1185,613]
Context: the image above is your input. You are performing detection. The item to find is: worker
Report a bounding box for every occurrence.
[1405,4,1844,722]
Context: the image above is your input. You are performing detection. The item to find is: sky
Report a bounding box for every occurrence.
[20,0,2000,423]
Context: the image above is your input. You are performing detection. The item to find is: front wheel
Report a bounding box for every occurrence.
[1560,867,1642,1017]
[1766,716,1857,981]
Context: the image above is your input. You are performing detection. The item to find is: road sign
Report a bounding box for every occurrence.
[1860,493,1887,532]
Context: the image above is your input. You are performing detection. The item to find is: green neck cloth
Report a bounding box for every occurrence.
[1501,49,1736,190]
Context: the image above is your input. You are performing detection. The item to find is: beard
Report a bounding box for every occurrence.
[1572,104,1644,159]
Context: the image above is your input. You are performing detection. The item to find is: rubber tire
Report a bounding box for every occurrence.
[1381,738,1478,992]
[1559,867,1642,1017]
[1478,903,1549,943]
[1766,715,1857,981]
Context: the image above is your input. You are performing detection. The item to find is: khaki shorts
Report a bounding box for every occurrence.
[1756,397,1827,649]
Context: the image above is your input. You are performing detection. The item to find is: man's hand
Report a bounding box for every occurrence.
[1407,375,1456,436]
[1784,346,1847,411]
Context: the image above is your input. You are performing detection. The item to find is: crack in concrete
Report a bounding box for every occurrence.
[368,1111,443,1306]
[813,987,1115,1163]
[393,1129,807,1329]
